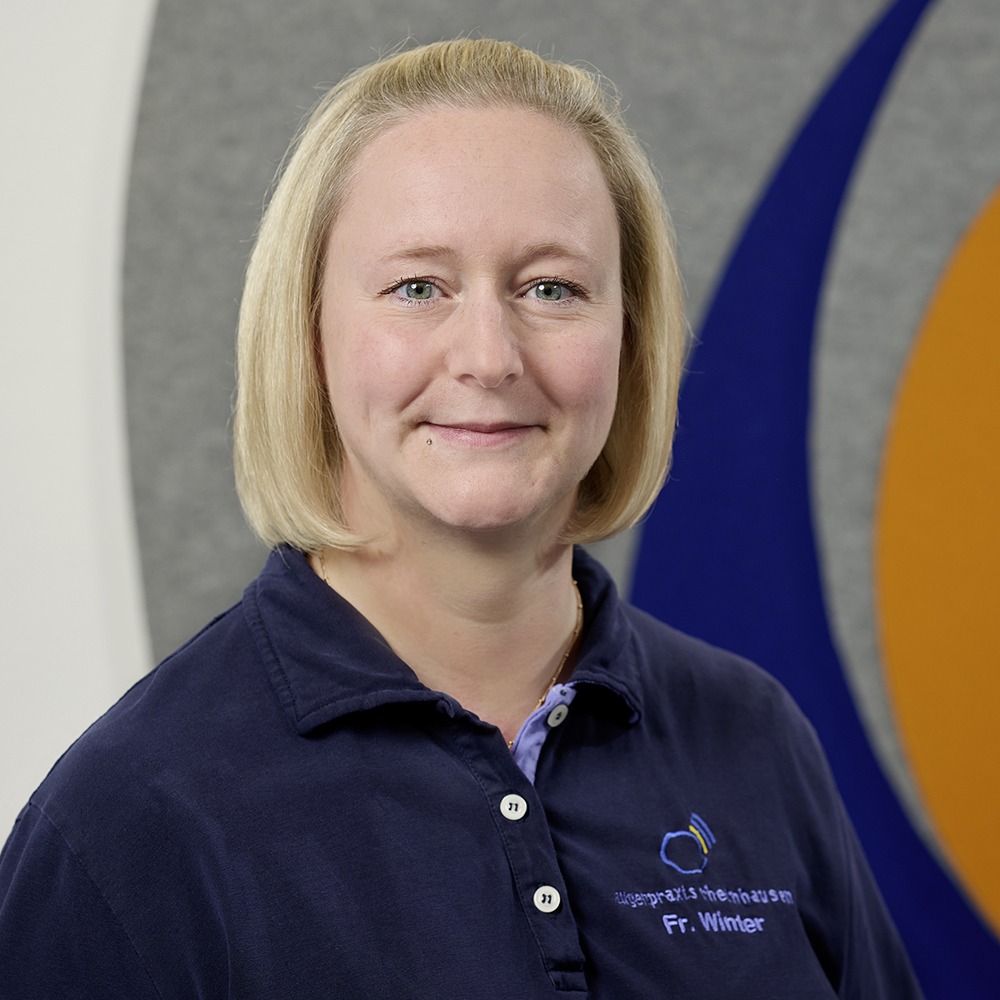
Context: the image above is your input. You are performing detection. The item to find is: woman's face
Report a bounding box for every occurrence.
[318,104,623,541]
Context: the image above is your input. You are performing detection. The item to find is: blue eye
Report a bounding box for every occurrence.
[529,281,582,302]
[401,280,434,300]
[535,282,564,301]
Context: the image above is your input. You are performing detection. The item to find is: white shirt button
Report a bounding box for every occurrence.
[533,885,561,913]
[546,704,569,728]
[500,794,528,821]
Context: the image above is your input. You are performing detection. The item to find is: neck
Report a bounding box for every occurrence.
[313,528,582,744]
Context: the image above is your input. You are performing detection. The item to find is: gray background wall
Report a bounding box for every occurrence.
[3,0,999,933]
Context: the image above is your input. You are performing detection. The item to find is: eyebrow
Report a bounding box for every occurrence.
[377,242,598,267]
[378,245,456,266]
[519,242,599,266]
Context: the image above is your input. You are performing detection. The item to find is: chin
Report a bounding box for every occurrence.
[420,490,575,540]
[431,507,536,535]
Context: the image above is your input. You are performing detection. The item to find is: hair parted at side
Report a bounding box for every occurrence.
[233,38,684,551]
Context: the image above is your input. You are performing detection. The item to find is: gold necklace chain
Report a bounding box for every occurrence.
[509,578,583,749]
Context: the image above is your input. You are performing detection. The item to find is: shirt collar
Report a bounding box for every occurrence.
[244,546,643,736]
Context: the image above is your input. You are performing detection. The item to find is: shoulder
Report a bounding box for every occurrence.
[0,599,268,996]
[574,547,814,758]
[0,804,162,998]
[27,597,269,856]
[613,601,842,824]
[623,602,805,730]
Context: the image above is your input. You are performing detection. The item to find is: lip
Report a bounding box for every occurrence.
[421,422,538,447]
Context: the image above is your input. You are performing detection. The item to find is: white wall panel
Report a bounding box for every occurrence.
[0,0,157,837]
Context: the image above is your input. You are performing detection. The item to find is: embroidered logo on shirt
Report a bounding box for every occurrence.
[616,815,796,941]
[659,812,716,874]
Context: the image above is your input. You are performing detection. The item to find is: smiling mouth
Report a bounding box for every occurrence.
[421,422,538,446]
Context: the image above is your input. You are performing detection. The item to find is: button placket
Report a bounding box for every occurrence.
[445,722,587,992]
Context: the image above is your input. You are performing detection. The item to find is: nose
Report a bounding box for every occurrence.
[446,297,524,389]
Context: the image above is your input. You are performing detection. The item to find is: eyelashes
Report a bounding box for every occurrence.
[379,276,588,304]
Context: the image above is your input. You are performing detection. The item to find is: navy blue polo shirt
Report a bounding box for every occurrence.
[0,548,921,998]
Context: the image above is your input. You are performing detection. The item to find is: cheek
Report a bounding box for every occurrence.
[322,319,422,428]
[563,334,622,434]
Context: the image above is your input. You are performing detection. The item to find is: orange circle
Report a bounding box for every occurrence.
[876,182,1000,936]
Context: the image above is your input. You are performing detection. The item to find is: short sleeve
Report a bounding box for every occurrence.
[0,804,161,1000]
[835,810,924,998]
[780,703,924,999]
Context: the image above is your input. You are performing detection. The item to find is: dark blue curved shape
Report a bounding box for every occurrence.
[631,0,1000,993]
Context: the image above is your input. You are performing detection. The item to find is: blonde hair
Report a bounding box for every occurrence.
[234,38,684,550]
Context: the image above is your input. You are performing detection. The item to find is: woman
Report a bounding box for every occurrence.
[0,39,920,998]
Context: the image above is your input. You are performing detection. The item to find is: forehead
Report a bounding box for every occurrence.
[356,103,599,174]
[331,104,618,257]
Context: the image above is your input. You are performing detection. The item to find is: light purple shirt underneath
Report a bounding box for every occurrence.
[509,682,578,784]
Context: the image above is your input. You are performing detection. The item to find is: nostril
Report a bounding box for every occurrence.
[475,370,514,390]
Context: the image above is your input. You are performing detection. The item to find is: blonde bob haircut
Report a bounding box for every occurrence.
[234,38,684,551]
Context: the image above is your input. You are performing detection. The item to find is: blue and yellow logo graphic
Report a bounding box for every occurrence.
[660,813,716,875]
